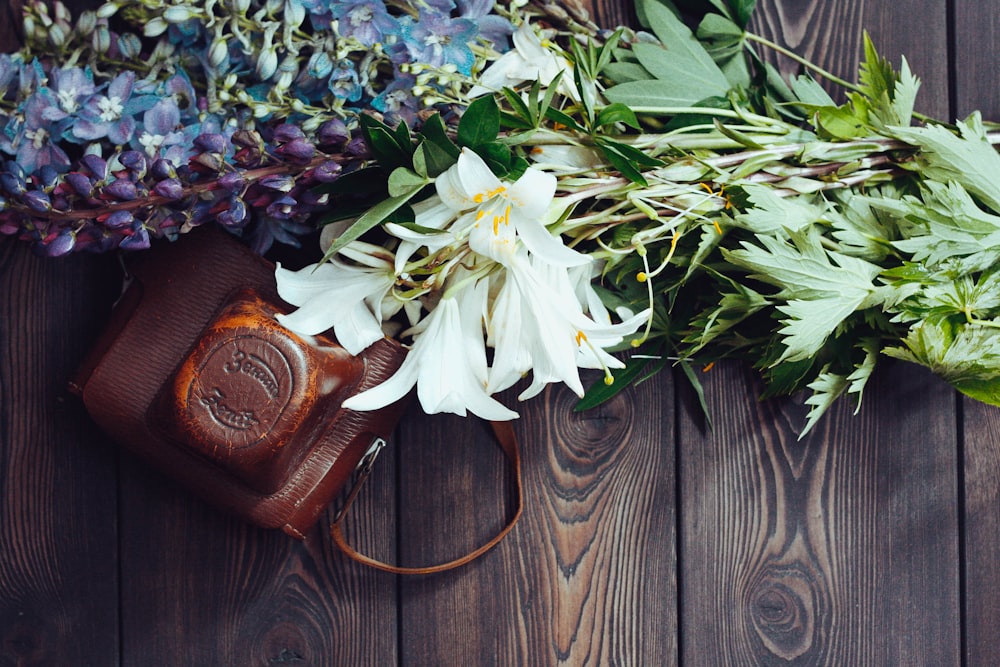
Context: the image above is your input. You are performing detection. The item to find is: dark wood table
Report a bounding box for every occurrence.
[3,0,1000,664]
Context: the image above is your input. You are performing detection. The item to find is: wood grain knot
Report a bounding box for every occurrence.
[549,371,634,465]
[747,563,818,660]
[1,616,49,663]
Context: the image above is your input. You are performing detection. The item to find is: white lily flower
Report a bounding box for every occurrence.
[470,22,577,101]
[343,280,519,421]
[385,196,456,274]
[487,251,651,400]
[274,254,396,356]
[440,148,588,267]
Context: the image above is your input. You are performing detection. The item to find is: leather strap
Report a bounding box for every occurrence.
[330,420,522,575]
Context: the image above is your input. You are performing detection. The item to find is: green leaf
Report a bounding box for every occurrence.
[890,114,1000,215]
[605,80,729,111]
[387,167,429,197]
[575,354,657,411]
[413,140,457,179]
[418,114,460,160]
[474,141,513,176]
[638,0,731,89]
[678,358,714,431]
[596,103,642,130]
[321,181,424,261]
[458,95,501,149]
[360,114,412,169]
[544,106,587,132]
[800,367,849,437]
[603,61,653,84]
[790,75,836,107]
[814,104,869,139]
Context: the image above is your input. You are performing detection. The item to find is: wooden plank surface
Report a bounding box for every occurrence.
[398,373,676,666]
[0,244,121,665]
[3,0,1000,665]
[954,1,1000,665]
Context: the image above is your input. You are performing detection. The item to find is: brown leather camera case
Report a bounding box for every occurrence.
[71,229,408,538]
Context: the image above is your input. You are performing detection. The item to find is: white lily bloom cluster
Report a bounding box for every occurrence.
[275,148,650,421]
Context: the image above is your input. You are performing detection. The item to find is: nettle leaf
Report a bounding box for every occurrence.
[891,113,1000,214]
[790,74,836,107]
[458,95,501,149]
[885,319,1000,406]
[800,366,849,437]
[732,183,827,235]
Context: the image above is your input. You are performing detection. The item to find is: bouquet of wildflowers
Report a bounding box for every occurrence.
[5,0,1000,434]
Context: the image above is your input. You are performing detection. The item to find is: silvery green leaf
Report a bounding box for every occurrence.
[890,113,1000,214]
[603,62,652,84]
[790,74,836,107]
[732,184,827,234]
[800,367,849,437]
[890,56,919,125]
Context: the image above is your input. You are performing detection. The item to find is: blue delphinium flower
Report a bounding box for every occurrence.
[329,58,363,102]
[457,0,513,50]
[330,0,400,47]
[372,72,420,125]
[44,67,96,124]
[73,72,154,145]
[0,54,19,96]
[398,13,478,75]
[12,91,72,174]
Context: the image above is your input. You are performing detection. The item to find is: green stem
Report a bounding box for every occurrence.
[745,32,862,94]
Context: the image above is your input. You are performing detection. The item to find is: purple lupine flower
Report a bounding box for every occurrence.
[398,13,478,74]
[330,0,400,47]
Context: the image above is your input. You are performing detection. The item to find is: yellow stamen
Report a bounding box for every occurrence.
[575,330,587,346]
[702,361,715,372]
[713,220,723,235]
[636,272,647,282]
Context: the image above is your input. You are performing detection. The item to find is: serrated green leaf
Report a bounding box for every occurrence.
[800,367,849,437]
[790,75,836,106]
[814,105,869,139]
[890,114,1000,214]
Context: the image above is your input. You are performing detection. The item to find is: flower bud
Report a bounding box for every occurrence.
[0,173,26,196]
[260,175,295,192]
[95,2,119,19]
[231,129,263,149]
[80,154,109,180]
[150,158,177,181]
[273,124,305,143]
[48,24,67,48]
[256,48,279,80]
[54,1,72,25]
[218,171,246,192]
[233,0,251,12]
[194,133,227,154]
[144,18,168,37]
[92,22,111,53]
[118,151,147,174]
[119,227,150,250]
[208,39,229,69]
[276,138,315,163]
[312,160,342,183]
[163,6,196,23]
[23,190,52,213]
[75,10,96,36]
[284,0,305,29]
[42,229,76,257]
[117,33,142,59]
[317,119,349,148]
[104,210,134,229]
[65,172,95,197]
[103,178,137,201]
[152,178,183,200]
[217,196,248,228]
